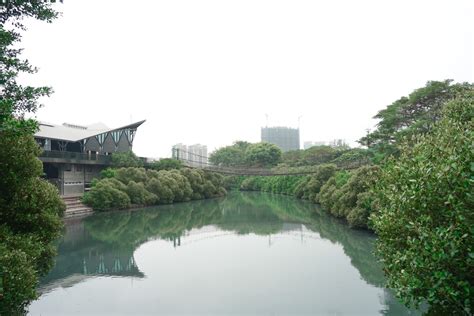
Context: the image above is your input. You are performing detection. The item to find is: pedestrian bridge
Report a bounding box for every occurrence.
[173,149,369,176]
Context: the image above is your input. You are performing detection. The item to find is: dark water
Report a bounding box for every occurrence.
[28,192,419,316]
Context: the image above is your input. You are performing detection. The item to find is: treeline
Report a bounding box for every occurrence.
[239,164,378,229]
[209,141,283,167]
[225,80,474,314]
[83,167,226,211]
[210,139,370,170]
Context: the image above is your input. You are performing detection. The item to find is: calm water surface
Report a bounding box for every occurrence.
[29,192,419,316]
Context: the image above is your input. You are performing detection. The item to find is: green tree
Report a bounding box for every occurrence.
[150,158,183,171]
[245,142,282,167]
[371,94,474,314]
[0,2,65,314]
[360,80,473,158]
[111,150,144,168]
[1,2,58,135]
[83,167,226,211]
[209,141,250,167]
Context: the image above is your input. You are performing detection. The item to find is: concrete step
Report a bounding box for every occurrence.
[64,209,93,219]
[64,206,91,213]
[64,200,84,207]
[64,205,92,212]
[62,195,94,219]
[62,195,82,199]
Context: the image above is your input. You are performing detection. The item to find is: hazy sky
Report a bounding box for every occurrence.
[19,0,473,158]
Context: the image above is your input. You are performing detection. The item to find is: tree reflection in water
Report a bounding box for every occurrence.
[38,191,418,315]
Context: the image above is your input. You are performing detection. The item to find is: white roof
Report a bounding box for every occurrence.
[35,120,145,142]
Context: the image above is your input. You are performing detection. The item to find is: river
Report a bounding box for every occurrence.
[28,191,420,315]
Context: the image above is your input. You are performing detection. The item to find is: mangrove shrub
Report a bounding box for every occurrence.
[371,95,474,314]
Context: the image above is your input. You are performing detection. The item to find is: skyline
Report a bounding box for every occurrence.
[17,0,473,158]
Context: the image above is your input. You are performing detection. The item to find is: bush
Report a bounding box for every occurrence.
[115,167,148,185]
[146,177,174,204]
[245,142,282,167]
[84,167,227,211]
[126,181,157,205]
[0,229,39,315]
[150,158,183,171]
[299,164,337,202]
[83,181,131,211]
[100,168,117,179]
[318,166,379,228]
[371,95,474,314]
[111,151,143,168]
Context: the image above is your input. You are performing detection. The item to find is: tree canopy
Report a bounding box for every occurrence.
[0,2,65,314]
[1,1,58,135]
[371,93,474,314]
[209,141,251,167]
[244,142,282,167]
[359,80,473,157]
[111,150,144,168]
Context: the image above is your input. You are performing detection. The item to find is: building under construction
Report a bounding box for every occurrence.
[261,126,300,152]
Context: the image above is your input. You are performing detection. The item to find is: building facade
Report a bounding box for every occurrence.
[261,126,300,152]
[35,120,145,196]
[172,143,208,167]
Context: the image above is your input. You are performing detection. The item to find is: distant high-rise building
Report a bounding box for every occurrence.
[188,144,208,167]
[172,143,187,160]
[172,143,208,167]
[303,141,326,149]
[261,126,300,152]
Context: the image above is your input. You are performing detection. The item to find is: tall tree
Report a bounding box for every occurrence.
[0,2,65,314]
[360,80,473,157]
[245,142,282,167]
[209,141,251,167]
[371,93,473,314]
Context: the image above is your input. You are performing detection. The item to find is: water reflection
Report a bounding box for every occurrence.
[31,192,418,315]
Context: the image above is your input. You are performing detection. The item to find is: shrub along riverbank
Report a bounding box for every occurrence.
[238,164,379,229]
[83,167,227,211]
[233,87,473,314]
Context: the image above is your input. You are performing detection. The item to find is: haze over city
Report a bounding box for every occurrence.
[19,0,473,158]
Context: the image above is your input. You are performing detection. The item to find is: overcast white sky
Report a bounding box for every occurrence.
[19,0,473,158]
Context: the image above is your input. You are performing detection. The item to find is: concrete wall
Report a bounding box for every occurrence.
[46,163,103,196]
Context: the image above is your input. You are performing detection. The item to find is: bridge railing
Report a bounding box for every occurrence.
[180,157,372,176]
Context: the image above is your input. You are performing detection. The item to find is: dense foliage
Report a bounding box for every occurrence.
[209,141,250,166]
[240,164,378,229]
[0,2,64,314]
[371,95,473,315]
[111,150,144,168]
[209,141,282,167]
[244,142,282,166]
[281,145,341,167]
[149,158,183,171]
[83,167,226,211]
[360,80,473,158]
[318,166,379,228]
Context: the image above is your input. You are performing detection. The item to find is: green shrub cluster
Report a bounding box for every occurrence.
[111,151,144,168]
[240,164,378,229]
[371,95,474,314]
[83,167,226,211]
[318,166,379,228]
[209,141,282,167]
[149,158,183,171]
[240,175,305,195]
[0,134,65,314]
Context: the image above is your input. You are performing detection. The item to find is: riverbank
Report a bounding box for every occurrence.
[233,164,378,230]
[30,191,420,316]
[82,167,227,212]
